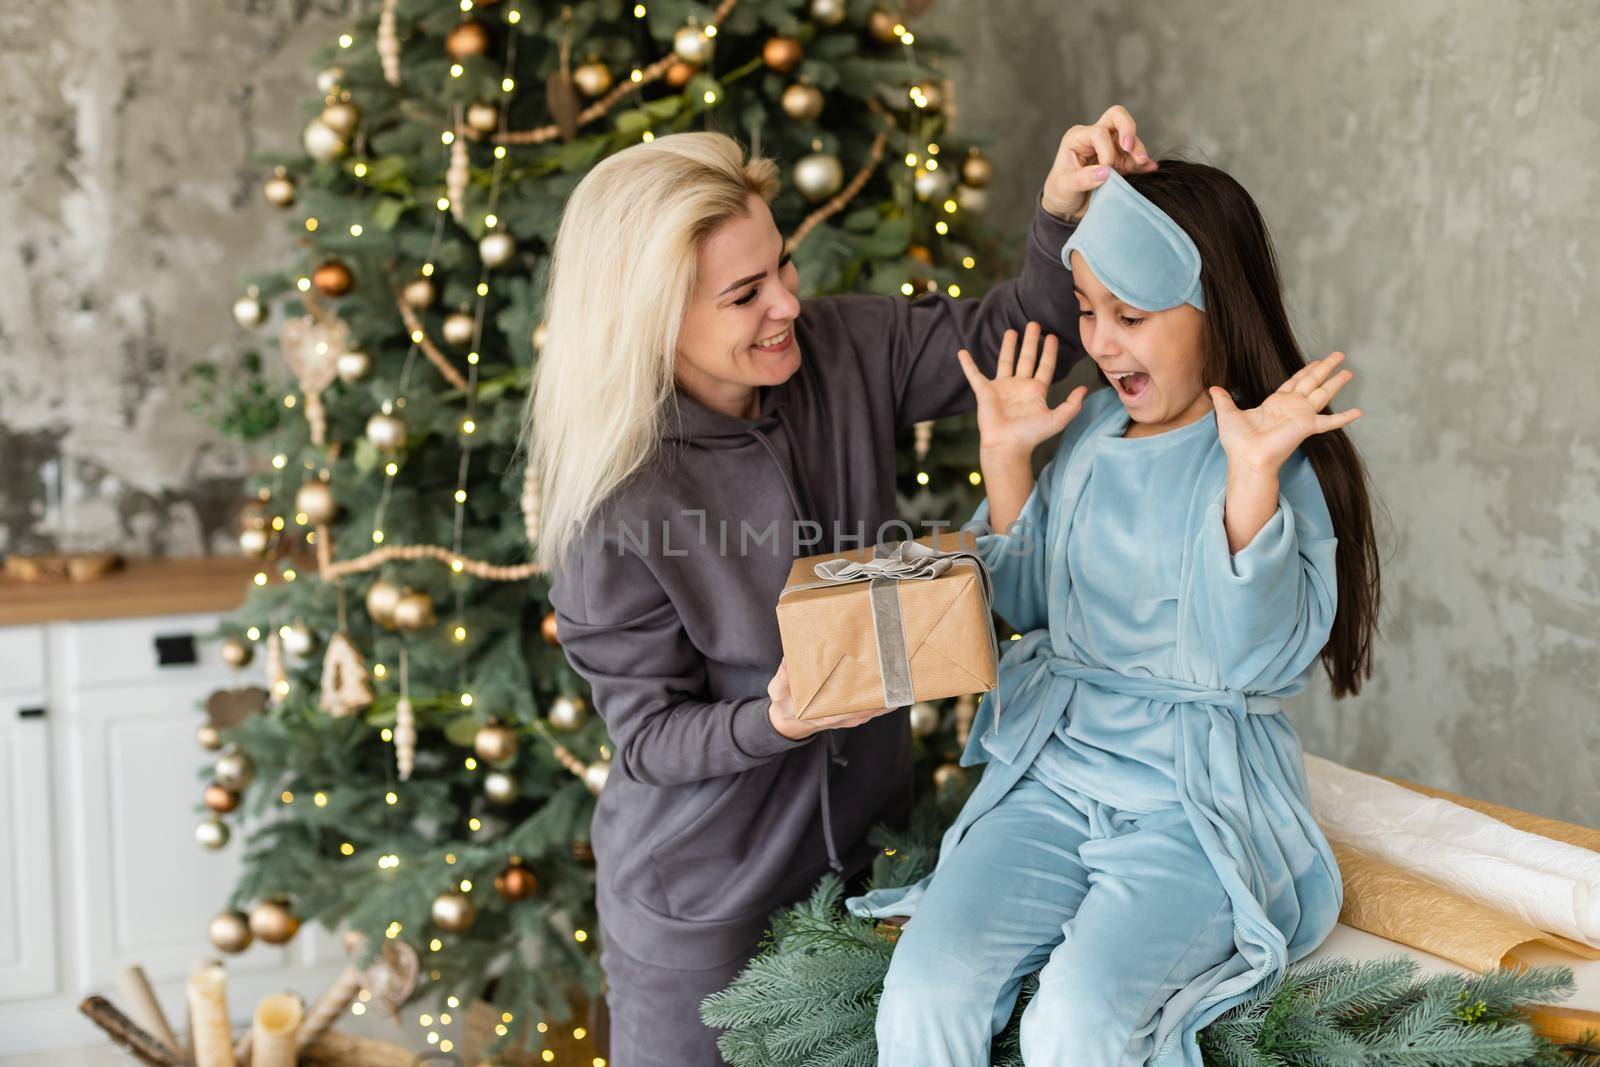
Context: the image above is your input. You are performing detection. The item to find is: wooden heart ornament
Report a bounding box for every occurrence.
[205,686,269,730]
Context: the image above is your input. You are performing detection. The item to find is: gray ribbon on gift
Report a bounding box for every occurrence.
[784,540,1002,733]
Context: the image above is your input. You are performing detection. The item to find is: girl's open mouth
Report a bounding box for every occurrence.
[1110,370,1150,401]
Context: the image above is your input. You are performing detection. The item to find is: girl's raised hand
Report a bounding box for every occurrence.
[1212,352,1364,475]
[958,321,1089,460]
[1041,104,1159,222]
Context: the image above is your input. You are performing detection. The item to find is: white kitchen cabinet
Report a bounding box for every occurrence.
[0,563,341,1057]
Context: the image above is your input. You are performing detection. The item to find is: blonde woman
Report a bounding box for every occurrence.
[526,108,1153,1065]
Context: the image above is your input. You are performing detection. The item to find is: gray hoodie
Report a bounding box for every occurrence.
[548,191,1084,970]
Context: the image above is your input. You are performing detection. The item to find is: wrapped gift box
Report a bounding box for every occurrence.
[775,532,998,720]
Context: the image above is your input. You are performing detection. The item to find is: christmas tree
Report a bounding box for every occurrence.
[193,0,1017,1046]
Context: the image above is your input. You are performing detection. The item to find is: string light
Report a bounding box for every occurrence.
[338,33,354,48]
[283,568,297,582]
[281,790,295,804]
[272,453,287,469]
[353,161,368,177]
[386,921,403,939]
[441,130,455,145]
[305,217,319,232]
[349,223,363,236]
[484,213,498,228]
[246,626,261,641]
[705,25,717,37]
[948,284,961,297]
[436,197,450,212]
[295,277,311,292]
[943,199,959,214]
[351,1002,366,1016]
[340,841,355,855]
[900,282,914,296]
[253,572,268,586]
[385,790,399,805]
[507,8,520,23]
[962,256,976,269]
[374,662,388,679]
[460,692,474,707]
[642,130,654,141]
[968,471,982,486]
[313,791,328,807]
[459,880,472,893]
[450,63,464,79]
[371,530,385,544]
[421,261,435,276]
[448,997,460,1009]
[502,77,515,93]
[935,220,949,235]
[381,726,393,740]
[464,755,477,769]
[917,471,931,485]
[468,817,481,831]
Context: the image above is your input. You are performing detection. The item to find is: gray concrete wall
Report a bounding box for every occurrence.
[3,2,1595,822]
[927,0,1600,823]
[0,2,349,556]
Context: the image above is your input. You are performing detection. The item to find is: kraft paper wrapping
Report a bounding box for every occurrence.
[776,533,998,720]
[186,960,236,1067]
[1307,756,1600,972]
[249,993,302,1067]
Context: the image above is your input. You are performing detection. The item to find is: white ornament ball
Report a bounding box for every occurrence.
[466,101,500,134]
[794,152,844,203]
[402,276,438,309]
[238,526,270,557]
[956,183,989,214]
[913,167,951,202]
[281,622,316,660]
[547,694,589,731]
[214,747,256,791]
[209,910,253,954]
[302,117,348,164]
[295,481,338,525]
[263,171,296,208]
[336,349,372,383]
[365,412,407,453]
[909,701,941,738]
[196,818,231,850]
[366,579,403,629]
[483,769,520,805]
[583,760,611,797]
[232,291,265,329]
[811,0,846,25]
[479,231,516,269]
[442,310,476,348]
[316,66,344,95]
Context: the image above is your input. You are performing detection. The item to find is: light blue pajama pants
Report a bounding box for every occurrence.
[875,773,1235,1066]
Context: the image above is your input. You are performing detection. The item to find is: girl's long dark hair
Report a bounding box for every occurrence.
[1129,161,1380,698]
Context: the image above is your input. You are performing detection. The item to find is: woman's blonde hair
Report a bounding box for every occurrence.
[525,131,780,571]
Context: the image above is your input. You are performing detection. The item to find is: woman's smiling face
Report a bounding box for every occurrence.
[675,193,803,415]
[1070,249,1211,436]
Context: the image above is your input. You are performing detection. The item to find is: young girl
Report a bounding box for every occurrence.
[847,162,1380,1065]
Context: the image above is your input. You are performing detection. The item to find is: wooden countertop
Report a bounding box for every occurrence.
[0,556,268,626]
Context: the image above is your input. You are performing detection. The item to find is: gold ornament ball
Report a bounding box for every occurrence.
[479,231,516,269]
[495,863,538,902]
[208,910,253,954]
[196,817,231,850]
[204,782,241,814]
[782,83,824,123]
[248,900,301,945]
[364,411,407,453]
[932,762,968,792]
[263,168,296,208]
[315,66,344,95]
[540,611,561,646]
[214,747,256,791]
[392,591,436,633]
[583,760,611,797]
[238,526,270,557]
[402,276,438,309]
[466,101,500,134]
[913,166,951,202]
[908,244,935,266]
[296,480,338,525]
[483,769,520,805]
[196,723,224,751]
[763,36,804,74]
[866,9,901,44]
[673,24,713,65]
[335,349,372,383]
[473,721,519,764]
[232,290,265,330]
[312,259,354,297]
[547,694,588,732]
[445,20,491,61]
[573,59,613,98]
[220,636,254,669]
[281,622,316,660]
[908,701,941,738]
[302,116,347,163]
[442,310,476,348]
[320,99,361,140]
[794,152,844,202]
[663,59,695,89]
[960,151,993,189]
[366,579,403,629]
[810,0,846,26]
[911,80,944,111]
[431,890,477,933]
[956,183,989,214]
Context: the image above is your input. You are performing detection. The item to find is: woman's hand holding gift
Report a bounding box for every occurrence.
[1211,351,1364,552]
[958,321,1089,535]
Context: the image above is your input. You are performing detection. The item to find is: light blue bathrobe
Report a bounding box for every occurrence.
[847,387,1344,1064]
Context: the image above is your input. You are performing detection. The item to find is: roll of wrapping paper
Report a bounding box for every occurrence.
[186,960,237,1067]
[1330,840,1599,972]
[116,965,181,1057]
[250,993,302,1067]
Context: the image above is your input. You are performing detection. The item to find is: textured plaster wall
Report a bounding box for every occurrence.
[0,2,350,556]
[924,0,1600,823]
[3,3,1595,821]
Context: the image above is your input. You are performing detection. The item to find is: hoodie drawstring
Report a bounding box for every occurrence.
[750,422,848,874]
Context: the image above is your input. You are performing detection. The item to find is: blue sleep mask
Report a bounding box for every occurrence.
[1060,169,1205,312]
